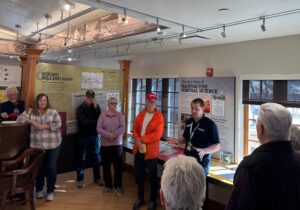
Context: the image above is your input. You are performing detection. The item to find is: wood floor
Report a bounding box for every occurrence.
[3,169,164,210]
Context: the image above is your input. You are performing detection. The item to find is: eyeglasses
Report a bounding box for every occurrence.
[251,119,262,127]
[8,93,17,96]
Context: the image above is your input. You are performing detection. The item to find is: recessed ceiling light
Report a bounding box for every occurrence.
[218,8,229,12]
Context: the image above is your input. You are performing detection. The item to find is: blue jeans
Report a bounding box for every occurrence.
[36,145,61,193]
[76,134,100,182]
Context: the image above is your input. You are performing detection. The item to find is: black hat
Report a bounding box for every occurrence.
[85,90,95,98]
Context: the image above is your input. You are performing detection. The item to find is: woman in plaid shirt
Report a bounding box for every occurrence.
[17,93,62,202]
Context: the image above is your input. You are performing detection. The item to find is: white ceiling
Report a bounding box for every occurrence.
[1,0,300,61]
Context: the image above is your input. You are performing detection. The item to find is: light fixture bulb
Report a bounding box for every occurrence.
[156,18,161,33]
[38,33,42,42]
[181,25,186,38]
[64,3,71,10]
[122,9,128,24]
[122,17,128,24]
[68,57,72,62]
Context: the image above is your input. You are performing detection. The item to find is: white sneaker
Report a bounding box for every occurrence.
[46,193,54,201]
[77,181,85,188]
[36,191,44,199]
[95,179,104,186]
[102,187,112,193]
[114,187,124,196]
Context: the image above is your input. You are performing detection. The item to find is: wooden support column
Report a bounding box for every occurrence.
[119,60,131,137]
[19,56,27,100]
[21,48,43,110]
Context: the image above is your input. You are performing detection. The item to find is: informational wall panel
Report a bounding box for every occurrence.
[35,63,123,121]
[180,77,235,158]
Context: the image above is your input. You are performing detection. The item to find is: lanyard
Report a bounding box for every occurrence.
[189,121,200,141]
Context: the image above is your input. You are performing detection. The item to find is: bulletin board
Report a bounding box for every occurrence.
[180,77,235,159]
[35,63,123,121]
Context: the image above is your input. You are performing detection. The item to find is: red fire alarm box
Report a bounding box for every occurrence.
[206,68,214,77]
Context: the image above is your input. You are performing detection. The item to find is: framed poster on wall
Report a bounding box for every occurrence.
[180,77,235,159]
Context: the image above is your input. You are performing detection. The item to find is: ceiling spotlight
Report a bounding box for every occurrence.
[67,57,72,62]
[64,1,75,10]
[178,37,183,45]
[126,44,131,53]
[15,24,21,41]
[64,3,70,10]
[221,25,226,38]
[159,39,164,48]
[68,49,72,53]
[38,33,42,42]
[261,17,266,32]
[63,37,67,46]
[9,55,13,59]
[156,18,161,32]
[121,9,128,24]
[181,25,186,38]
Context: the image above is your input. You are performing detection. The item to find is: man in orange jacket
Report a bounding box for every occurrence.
[132,92,164,210]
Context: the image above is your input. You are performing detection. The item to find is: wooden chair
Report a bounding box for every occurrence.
[0,148,45,210]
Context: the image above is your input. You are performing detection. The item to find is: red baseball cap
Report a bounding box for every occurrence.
[146,92,158,100]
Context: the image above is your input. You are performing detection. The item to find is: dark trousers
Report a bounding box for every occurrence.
[76,134,100,182]
[134,152,158,204]
[101,145,123,188]
[36,145,61,193]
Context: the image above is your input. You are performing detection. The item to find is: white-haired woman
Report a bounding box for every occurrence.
[96,97,125,195]
[160,155,206,210]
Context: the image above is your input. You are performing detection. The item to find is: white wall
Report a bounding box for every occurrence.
[78,57,120,70]
[130,34,300,77]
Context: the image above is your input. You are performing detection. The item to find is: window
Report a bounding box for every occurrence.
[288,81,300,102]
[128,78,180,139]
[243,80,300,155]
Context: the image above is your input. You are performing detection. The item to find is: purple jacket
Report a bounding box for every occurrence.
[96,111,125,146]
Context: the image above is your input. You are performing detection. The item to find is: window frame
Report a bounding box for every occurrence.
[128,77,180,139]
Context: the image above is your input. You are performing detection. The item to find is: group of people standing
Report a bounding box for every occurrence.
[1,87,126,201]
[132,93,221,210]
[2,85,300,210]
[76,89,125,197]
